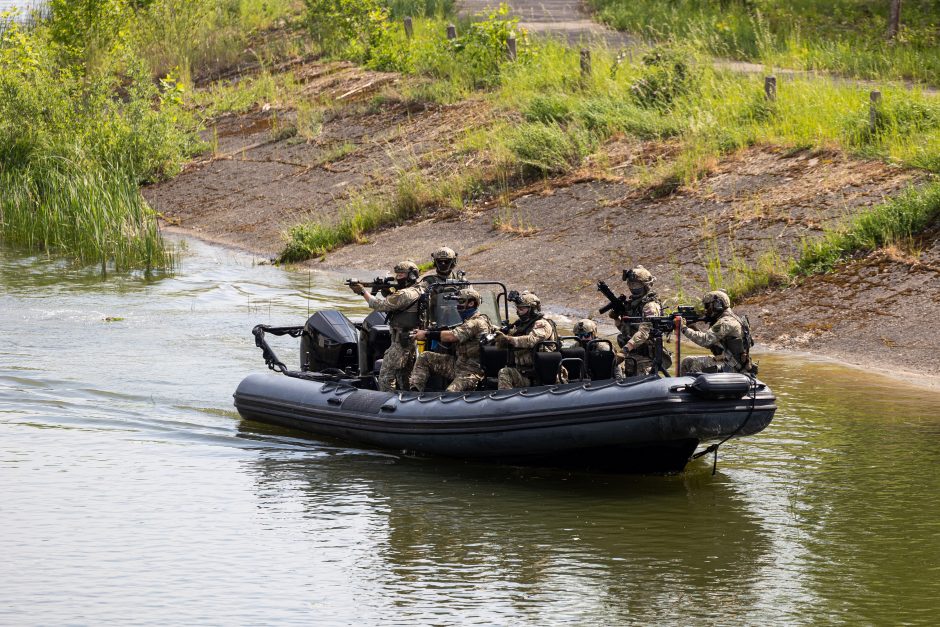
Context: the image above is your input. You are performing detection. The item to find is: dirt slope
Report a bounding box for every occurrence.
[147,56,939,381]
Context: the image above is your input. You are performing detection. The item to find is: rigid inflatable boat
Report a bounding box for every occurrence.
[234,301,777,473]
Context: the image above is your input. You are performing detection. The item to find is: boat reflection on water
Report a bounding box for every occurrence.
[238,420,781,623]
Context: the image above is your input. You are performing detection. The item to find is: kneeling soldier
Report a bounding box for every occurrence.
[349,260,425,391]
[679,290,756,375]
[494,291,561,389]
[409,288,494,392]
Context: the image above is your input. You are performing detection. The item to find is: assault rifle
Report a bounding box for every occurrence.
[596,280,629,317]
[344,276,397,296]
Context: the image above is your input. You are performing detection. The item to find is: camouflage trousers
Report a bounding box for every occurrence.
[409,352,484,392]
[377,341,416,392]
[679,355,736,376]
[497,366,568,390]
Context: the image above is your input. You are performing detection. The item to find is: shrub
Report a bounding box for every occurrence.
[506,122,594,175]
[630,45,697,109]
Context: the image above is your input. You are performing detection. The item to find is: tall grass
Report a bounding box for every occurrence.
[587,0,940,86]
[283,7,940,266]
[795,183,940,276]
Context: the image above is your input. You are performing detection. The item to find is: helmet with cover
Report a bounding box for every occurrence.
[430,246,458,275]
[393,260,420,287]
[622,265,654,298]
[455,287,481,311]
[573,319,597,338]
[701,290,731,320]
[515,290,541,320]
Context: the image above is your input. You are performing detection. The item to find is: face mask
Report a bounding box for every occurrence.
[458,306,477,320]
[630,287,645,297]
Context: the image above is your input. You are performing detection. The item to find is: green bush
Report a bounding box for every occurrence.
[630,45,697,109]
[506,122,594,175]
[524,94,574,124]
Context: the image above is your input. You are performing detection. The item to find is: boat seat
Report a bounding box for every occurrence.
[479,343,509,390]
[586,339,615,380]
[560,344,587,381]
[533,340,564,386]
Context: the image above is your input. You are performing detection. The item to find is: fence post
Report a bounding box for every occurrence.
[447,24,457,40]
[869,90,882,133]
[764,75,776,101]
[403,16,413,39]
[506,35,517,61]
[580,48,591,81]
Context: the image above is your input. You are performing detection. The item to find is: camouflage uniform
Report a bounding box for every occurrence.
[497,317,560,389]
[608,265,671,377]
[680,310,752,375]
[409,311,494,392]
[611,297,672,376]
[367,283,426,392]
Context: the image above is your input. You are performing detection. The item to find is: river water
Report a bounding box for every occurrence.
[2,237,938,625]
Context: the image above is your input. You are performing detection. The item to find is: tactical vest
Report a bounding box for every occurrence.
[716,310,754,370]
[620,292,662,356]
[385,288,424,335]
[509,314,559,345]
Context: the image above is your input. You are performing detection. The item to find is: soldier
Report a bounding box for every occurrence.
[420,246,460,287]
[679,290,757,375]
[409,287,494,392]
[494,291,561,389]
[609,265,671,376]
[572,319,598,342]
[348,260,426,392]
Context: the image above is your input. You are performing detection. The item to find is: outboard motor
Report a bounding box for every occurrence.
[300,311,359,373]
[358,310,391,376]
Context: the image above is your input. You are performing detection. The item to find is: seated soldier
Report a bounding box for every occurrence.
[409,288,494,392]
[573,319,598,343]
[348,260,425,391]
[573,318,619,381]
[679,290,757,375]
[494,291,562,389]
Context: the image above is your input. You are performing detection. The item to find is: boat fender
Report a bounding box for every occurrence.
[688,373,752,400]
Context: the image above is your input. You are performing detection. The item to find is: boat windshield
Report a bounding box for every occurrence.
[428,283,508,328]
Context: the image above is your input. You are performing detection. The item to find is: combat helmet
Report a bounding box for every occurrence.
[455,287,481,310]
[514,290,541,321]
[573,319,597,337]
[702,290,731,318]
[623,265,655,298]
[393,260,420,286]
[430,246,458,275]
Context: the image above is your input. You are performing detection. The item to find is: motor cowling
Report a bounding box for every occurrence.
[300,311,358,373]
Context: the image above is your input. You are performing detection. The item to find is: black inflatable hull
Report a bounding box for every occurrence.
[234,372,776,473]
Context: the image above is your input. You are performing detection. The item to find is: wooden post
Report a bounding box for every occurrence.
[506,35,517,61]
[580,48,591,81]
[764,75,776,101]
[446,24,457,40]
[870,90,882,132]
[403,16,413,39]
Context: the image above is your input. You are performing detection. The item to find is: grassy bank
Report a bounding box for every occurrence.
[281,5,940,279]
[588,0,940,86]
[0,1,301,271]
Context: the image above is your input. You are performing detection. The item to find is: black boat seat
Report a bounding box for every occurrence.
[586,339,615,380]
[532,340,564,385]
[478,343,509,390]
[560,344,587,381]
